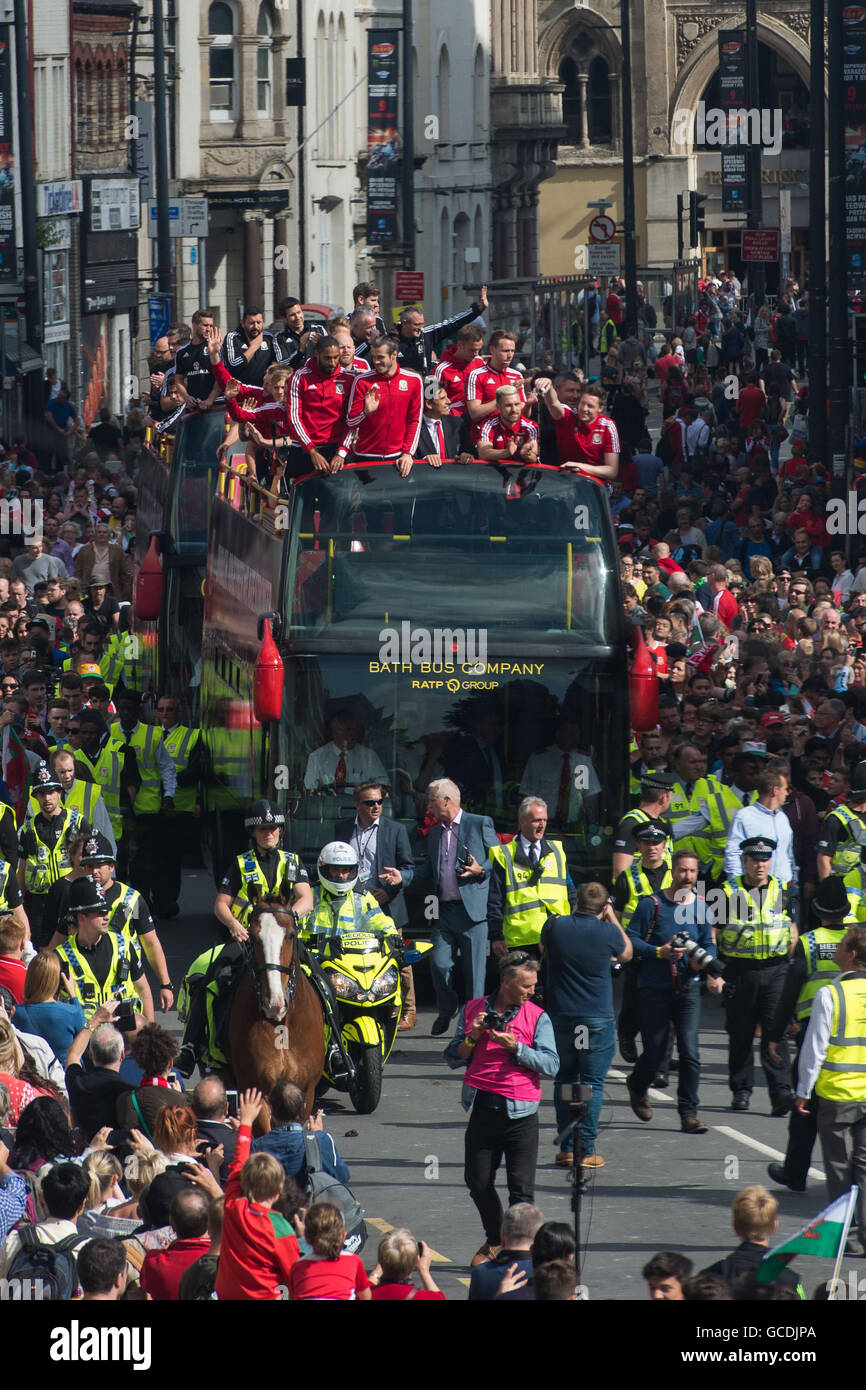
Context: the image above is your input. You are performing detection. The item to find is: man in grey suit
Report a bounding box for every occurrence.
[425,777,499,1035]
[335,779,417,1027]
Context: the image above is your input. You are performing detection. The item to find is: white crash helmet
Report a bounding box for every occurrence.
[317,841,359,896]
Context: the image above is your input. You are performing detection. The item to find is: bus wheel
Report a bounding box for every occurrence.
[347,1045,382,1114]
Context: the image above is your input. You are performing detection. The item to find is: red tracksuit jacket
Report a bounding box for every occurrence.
[345,366,423,457]
[288,360,355,448]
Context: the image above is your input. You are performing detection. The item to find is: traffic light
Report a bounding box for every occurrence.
[853,313,866,389]
[689,191,707,247]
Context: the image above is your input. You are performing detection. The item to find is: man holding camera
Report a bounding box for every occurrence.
[626,848,723,1134]
[444,950,559,1265]
[718,835,794,1116]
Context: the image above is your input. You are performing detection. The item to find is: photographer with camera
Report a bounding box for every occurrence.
[444,950,559,1266]
[626,848,724,1135]
[542,881,632,1170]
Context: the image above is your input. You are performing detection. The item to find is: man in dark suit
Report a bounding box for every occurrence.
[425,777,499,1035]
[335,780,417,1028]
[191,1075,238,1186]
[415,379,474,465]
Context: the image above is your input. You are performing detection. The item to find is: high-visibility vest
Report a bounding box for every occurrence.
[0,801,15,846]
[27,779,106,829]
[487,839,571,948]
[668,776,719,867]
[0,858,15,911]
[795,926,847,1022]
[717,876,791,960]
[232,849,304,927]
[56,929,139,1017]
[619,862,673,928]
[23,807,83,895]
[698,783,744,878]
[824,805,866,874]
[75,746,124,839]
[99,632,131,692]
[814,973,866,1102]
[105,881,143,947]
[161,725,201,815]
[107,722,164,814]
[844,864,866,896]
[303,887,399,940]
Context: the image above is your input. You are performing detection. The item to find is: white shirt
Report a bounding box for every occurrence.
[519,746,600,822]
[723,802,794,884]
[303,741,388,792]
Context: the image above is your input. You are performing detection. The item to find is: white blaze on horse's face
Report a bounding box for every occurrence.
[257,912,289,1021]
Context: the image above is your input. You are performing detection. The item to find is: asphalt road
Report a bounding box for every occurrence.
[151,865,861,1302]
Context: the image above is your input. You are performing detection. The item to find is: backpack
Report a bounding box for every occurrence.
[6,1227,82,1300]
[302,1132,367,1255]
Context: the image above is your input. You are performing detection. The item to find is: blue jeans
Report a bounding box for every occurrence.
[633,986,702,1117]
[552,1017,615,1155]
[430,900,488,1018]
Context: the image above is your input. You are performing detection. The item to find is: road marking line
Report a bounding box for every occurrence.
[456,1277,471,1287]
[367,1216,450,1263]
[714,1125,825,1181]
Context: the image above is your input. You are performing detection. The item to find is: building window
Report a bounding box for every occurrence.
[559,57,581,144]
[208,1,236,121]
[588,57,611,144]
[473,45,486,140]
[43,249,69,327]
[559,41,614,147]
[257,4,273,118]
[437,46,451,144]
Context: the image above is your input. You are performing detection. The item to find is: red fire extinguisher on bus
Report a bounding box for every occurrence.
[135,536,164,622]
[628,624,659,731]
[253,617,284,724]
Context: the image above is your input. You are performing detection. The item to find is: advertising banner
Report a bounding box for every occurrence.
[366,31,400,247]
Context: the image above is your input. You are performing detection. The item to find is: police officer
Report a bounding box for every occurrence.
[717,835,795,1115]
[46,833,174,1015]
[26,748,116,854]
[817,761,866,880]
[175,800,313,1076]
[19,761,92,948]
[612,770,676,879]
[154,693,204,920]
[487,797,575,967]
[304,841,400,943]
[107,690,177,902]
[55,876,152,1024]
[795,924,866,1256]
[766,876,856,1193]
[612,823,673,1072]
[72,709,126,857]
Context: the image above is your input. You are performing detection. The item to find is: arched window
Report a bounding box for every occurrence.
[472,45,485,140]
[326,14,336,157]
[473,205,484,274]
[314,12,326,156]
[559,57,581,145]
[256,4,273,118]
[453,211,470,290]
[336,14,347,156]
[437,46,450,144]
[440,207,450,293]
[587,56,611,144]
[208,1,236,121]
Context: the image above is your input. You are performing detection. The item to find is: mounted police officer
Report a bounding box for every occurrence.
[817,760,866,881]
[766,875,859,1194]
[487,797,576,972]
[717,835,795,1116]
[55,876,152,1024]
[19,760,92,948]
[175,800,312,1077]
[46,832,174,1016]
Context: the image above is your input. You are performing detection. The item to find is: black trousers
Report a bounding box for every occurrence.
[783,1034,817,1185]
[464,1095,539,1245]
[724,960,791,1099]
[619,963,674,1071]
[153,812,196,913]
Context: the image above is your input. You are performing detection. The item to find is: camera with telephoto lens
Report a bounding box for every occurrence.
[671,931,726,979]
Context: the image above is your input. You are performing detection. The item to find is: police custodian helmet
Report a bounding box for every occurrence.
[244,800,285,830]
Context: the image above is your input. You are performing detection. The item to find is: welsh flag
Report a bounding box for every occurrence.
[756,1187,858,1284]
[1,724,28,826]
[686,608,720,672]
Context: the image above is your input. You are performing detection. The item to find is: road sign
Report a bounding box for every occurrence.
[589,215,616,243]
[741,229,779,262]
[147,198,209,238]
[395,271,424,301]
[587,243,622,275]
[148,296,171,345]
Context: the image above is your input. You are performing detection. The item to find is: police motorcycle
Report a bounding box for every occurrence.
[305,842,431,1114]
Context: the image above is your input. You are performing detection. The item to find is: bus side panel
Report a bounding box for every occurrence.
[201,497,284,854]
[131,444,172,701]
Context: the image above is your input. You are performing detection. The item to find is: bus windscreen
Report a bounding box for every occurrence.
[287,464,618,646]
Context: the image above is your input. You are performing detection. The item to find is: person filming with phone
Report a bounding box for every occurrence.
[444,950,559,1267]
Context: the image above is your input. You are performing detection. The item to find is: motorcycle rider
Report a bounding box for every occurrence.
[175,800,313,1076]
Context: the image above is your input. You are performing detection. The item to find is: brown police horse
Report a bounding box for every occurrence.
[225,889,325,1131]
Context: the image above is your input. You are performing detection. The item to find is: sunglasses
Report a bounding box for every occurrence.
[361,798,383,806]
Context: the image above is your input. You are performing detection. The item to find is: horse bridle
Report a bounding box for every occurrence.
[246,902,299,1014]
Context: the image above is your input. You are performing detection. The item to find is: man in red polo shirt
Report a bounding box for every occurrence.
[477,386,539,463]
[737,374,767,431]
[140,1188,212,1301]
[541,381,620,479]
[434,324,485,416]
[653,344,679,387]
[466,330,533,439]
[705,563,739,631]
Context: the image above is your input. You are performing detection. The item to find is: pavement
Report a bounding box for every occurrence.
[152,865,862,1301]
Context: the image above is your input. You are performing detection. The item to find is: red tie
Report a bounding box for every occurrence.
[335,752,347,792]
[437,422,445,457]
[557,751,571,822]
